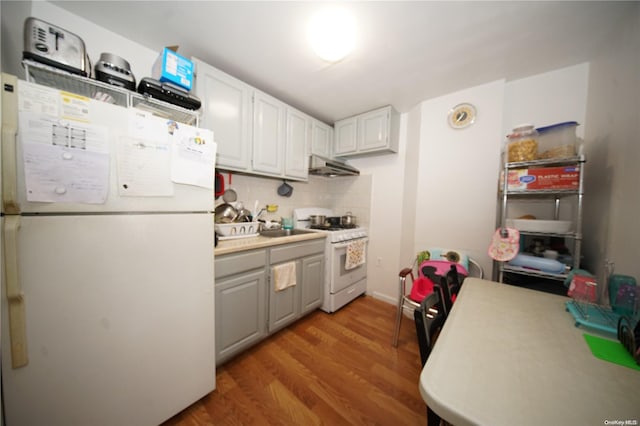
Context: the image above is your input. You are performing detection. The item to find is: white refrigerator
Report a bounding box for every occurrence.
[1,74,217,425]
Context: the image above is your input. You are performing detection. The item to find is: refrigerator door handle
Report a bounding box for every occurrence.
[1,72,19,214]
[4,215,29,368]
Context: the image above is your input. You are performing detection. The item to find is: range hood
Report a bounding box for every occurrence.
[309,155,360,177]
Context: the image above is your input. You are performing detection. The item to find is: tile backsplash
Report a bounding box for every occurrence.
[215,172,372,227]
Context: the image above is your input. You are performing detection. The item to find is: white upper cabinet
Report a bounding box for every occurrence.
[310,119,333,158]
[285,108,310,180]
[193,59,312,181]
[334,105,400,157]
[253,90,286,176]
[193,58,252,171]
[358,108,391,152]
[334,117,358,156]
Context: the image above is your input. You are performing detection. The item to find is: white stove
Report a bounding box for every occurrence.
[292,208,368,242]
[293,208,368,312]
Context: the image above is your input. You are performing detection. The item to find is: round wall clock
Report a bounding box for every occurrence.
[448,103,476,129]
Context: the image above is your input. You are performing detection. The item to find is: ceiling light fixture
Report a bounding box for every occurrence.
[308,7,356,62]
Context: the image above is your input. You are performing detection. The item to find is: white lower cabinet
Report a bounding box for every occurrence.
[214,249,268,365]
[214,239,325,365]
[269,240,325,333]
[300,254,324,314]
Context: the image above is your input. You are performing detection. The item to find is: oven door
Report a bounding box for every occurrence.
[330,238,368,294]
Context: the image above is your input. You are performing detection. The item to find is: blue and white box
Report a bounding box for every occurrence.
[152,47,193,91]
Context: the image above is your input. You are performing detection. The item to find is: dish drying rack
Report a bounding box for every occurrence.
[565,300,621,337]
[565,263,639,337]
[215,222,261,240]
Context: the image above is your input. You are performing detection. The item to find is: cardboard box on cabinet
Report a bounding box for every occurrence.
[152,46,194,91]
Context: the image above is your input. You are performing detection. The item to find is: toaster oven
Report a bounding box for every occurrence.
[23,17,88,77]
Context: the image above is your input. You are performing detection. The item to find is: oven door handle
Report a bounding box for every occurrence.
[333,238,368,249]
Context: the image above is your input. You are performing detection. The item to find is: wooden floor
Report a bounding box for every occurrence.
[162,295,427,425]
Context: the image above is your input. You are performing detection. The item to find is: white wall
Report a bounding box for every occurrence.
[1,0,31,76]
[583,9,640,286]
[503,63,589,136]
[415,80,505,277]
[347,116,409,304]
[362,65,593,304]
[220,172,371,227]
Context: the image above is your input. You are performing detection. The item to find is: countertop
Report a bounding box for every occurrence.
[419,278,640,425]
[215,232,326,256]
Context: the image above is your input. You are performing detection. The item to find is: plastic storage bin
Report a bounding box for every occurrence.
[507,253,567,274]
[536,121,578,159]
[506,124,538,162]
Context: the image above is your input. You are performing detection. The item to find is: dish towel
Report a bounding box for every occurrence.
[273,261,297,292]
[345,240,366,270]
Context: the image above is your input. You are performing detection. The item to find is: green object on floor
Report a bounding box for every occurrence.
[583,334,640,371]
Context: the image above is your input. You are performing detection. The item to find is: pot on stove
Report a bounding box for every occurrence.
[341,212,357,227]
[327,217,341,227]
[309,215,326,226]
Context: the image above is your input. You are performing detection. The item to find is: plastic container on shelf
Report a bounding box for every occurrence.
[507,253,567,274]
[536,121,578,159]
[506,219,572,233]
[506,124,538,162]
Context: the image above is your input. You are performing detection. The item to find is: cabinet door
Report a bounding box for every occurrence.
[311,119,332,158]
[268,261,301,333]
[193,59,252,170]
[357,107,389,152]
[285,108,310,180]
[300,253,324,315]
[252,91,286,176]
[334,117,357,155]
[215,269,267,365]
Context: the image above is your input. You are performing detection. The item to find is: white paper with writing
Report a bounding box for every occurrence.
[116,136,173,197]
[19,112,110,203]
[170,125,215,189]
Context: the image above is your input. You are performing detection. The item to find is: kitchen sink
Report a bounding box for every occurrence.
[259,229,315,238]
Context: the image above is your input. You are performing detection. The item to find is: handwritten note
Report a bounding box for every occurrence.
[19,112,110,203]
[22,143,109,203]
[116,136,173,197]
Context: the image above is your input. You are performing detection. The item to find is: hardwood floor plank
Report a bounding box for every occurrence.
[162,296,427,426]
[265,334,378,424]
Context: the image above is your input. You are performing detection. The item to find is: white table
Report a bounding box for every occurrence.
[420,278,640,426]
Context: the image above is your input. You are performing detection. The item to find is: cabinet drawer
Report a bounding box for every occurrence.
[215,249,267,279]
[270,240,325,264]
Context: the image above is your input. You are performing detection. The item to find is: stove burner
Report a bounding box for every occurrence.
[310,224,339,231]
[310,223,358,231]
